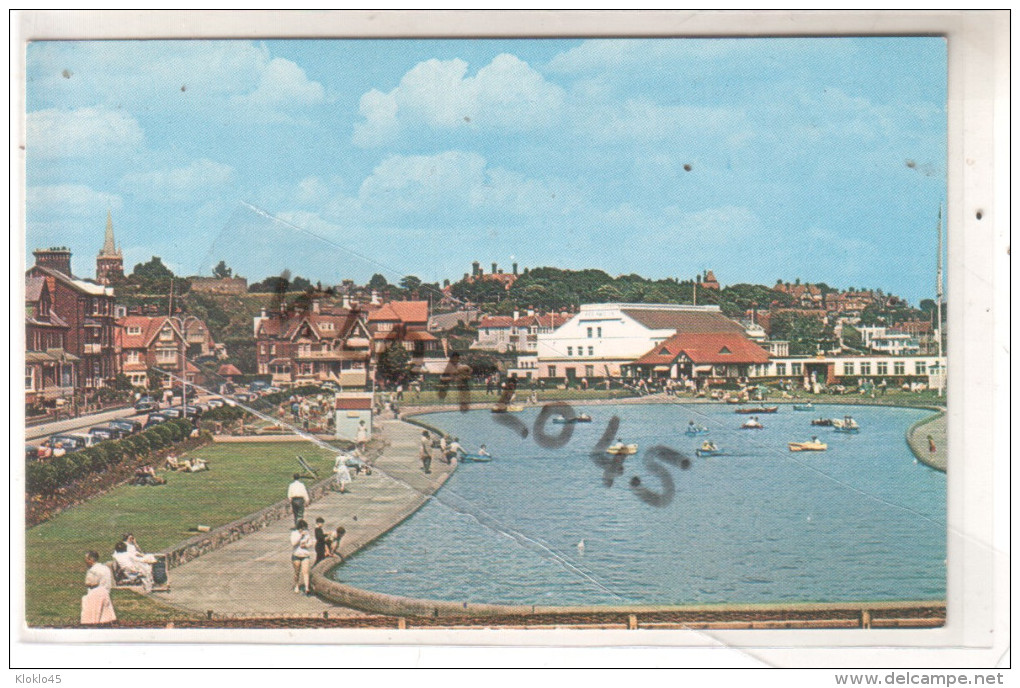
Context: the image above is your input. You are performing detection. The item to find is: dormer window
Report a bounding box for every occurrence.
[127,326,142,336]
[719,346,732,354]
[320,322,334,331]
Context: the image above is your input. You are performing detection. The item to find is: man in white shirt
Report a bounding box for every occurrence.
[288,474,310,527]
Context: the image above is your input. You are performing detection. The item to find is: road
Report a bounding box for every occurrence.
[25,394,217,443]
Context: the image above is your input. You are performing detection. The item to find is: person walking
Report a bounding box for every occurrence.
[927,434,937,455]
[419,430,433,474]
[290,520,314,595]
[288,474,310,527]
[356,420,369,454]
[81,551,116,625]
[333,455,352,493]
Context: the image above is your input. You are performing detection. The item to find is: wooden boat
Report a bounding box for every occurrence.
[740,421,765,430]
[832,419,860,433]
[460,453,493,463]
[735,406,778,414]
[811,418,834,427]
[607,443,639,456]
[793,403,814,411]
[788,440,828,452]
[491,405,524,413]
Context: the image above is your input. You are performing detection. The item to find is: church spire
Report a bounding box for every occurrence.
[100,210,121,257]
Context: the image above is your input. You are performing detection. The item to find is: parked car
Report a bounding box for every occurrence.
[108,418,143,435]
[265,386,282,394]
[89,426,125,441]
[47,434,92,452]
[207,398,225,408]
[162,408,184,419]
[144,412,169,428]
[134,397,160,414]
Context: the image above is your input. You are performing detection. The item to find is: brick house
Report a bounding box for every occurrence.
[25,275,79,405]
[366,301,438,369]
[27,247,118,390]
[116,315,217,388]
[255,303,373,388]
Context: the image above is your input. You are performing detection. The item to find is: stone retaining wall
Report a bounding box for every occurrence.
[164,477,334,569]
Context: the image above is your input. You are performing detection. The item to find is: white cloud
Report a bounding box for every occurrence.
[352,53,565,146]
[121,158,235,202]
[234,57,325,108]
[26,107,144,159]
[577,98,752,145]
[27,184,123,217]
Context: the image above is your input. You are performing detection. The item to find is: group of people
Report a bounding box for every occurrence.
[165,454,209,473]
[81,533,161,624]
[130,465,166,486]
[418,430,479,473]
[289,517,346,596]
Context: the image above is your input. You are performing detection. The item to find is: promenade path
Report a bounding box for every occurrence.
[152,418,455,617]
[906,411,947,472]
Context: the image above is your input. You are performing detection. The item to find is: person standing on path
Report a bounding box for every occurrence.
[333,455,352,493]
[288,474,310,527]
[419,430,433,474]
[356,420,369,453]
[927,434,937,455]
[290,520,314,595]
[314,517,330,564]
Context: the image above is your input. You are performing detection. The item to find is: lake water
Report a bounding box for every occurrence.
[332,403,946,606]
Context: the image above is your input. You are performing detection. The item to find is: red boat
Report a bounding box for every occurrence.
[734,406,778,414]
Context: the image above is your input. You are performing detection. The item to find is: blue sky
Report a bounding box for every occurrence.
[25,37,946,304]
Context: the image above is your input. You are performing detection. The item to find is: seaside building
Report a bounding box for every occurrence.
[366,300,439,370]
[116,315,217,388]
[25,275,78,406]
[535,303,753,381]
[626,332,771,383]
[27,247,118,390]
[754,353,945,390]
[856,326,922,356]
[473,309,570,353]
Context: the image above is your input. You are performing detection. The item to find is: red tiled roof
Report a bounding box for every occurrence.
[633,333,770,366]
[118,315,173,349]
[367,301,428,324]
[621,308,745,334]
[479,316,513,328]
[335,397,372,410]
[217,363,242,376]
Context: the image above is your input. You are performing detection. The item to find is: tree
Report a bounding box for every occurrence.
[841,325,864,350]
[213,260,233,278]
[376,343,413,385]
[400,275,422,292]
[368,273,389,290]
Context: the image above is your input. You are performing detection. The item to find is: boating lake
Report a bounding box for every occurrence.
[331,403,946,606]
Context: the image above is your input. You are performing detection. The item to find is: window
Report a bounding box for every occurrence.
[567,347,573,356]
[775,363,786,376]
[860,362,871,375]
[547,366,556,377]
[126,351,140,364]
[585,365,594,377]
[842,362,855,375]
[587,327,593,338]
[894,361,905,375]
[270,344,276,355]
[915,361,927,375]
[791,362,802,375]
[597,327,602,338]
[588,346,594,356]
[260,344,267,355]
[320,322,334,331]
[159,327,173,341]
[577,348,583,357]
[25,366,34,391]
[127,326,142,336]
[157,349,177,363]
[876,361,888,375]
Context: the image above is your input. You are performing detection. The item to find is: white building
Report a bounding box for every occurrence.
[535,303,749,381]
[751,354,946,389]
[856,326,921,355]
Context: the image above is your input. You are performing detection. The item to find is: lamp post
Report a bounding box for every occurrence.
[168,315,201,415]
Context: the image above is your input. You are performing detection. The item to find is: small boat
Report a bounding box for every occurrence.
[793,403,814,411]
[832,418,861,433]
[695,446,723,457]
[789,440,827,452]
[552,413,592,425]
[811,418,834,427]
[735,406,779,414]
[491,405,524,413]
[684,426,710,436]
[740,421,765,430]
[725,397,742,404]
[607,443,639,456]
[460,453,493,463]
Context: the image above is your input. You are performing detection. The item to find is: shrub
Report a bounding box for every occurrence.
[26,461,58,495]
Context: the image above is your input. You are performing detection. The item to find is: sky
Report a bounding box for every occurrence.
[24,37,947,305]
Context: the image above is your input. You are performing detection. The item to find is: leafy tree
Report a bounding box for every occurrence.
[841,325,864,350]
[400,275,422,292]
[213,260,233,278]
[376,343,413,385]
[368,273,389,290]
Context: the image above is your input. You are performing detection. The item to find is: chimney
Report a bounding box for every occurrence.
[312,299,320,314]
[370,290,380,305]
[33,247,73,276]
[341,295,351,309]
[463,273,470,281]
[472,261,480,277]
[512,262,518,275]
[492,262,498,275]
[527,308,535,317]
[513,310,520,322]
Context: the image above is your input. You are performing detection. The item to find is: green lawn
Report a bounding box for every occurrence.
[25,441,336,627]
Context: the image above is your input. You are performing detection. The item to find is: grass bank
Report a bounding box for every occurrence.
[25,441,336,627]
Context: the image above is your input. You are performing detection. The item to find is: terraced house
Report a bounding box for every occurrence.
[116,315,217,388]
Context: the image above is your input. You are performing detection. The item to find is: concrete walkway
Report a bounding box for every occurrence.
[907,411,947,471]
[152,418,455,617]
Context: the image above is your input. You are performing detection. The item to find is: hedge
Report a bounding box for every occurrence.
[26,419,195,496]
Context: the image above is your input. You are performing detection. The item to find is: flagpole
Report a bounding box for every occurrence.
[936,204,944,397]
